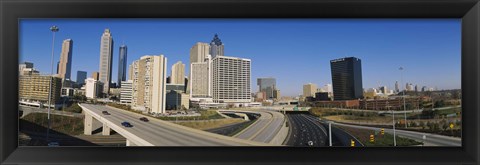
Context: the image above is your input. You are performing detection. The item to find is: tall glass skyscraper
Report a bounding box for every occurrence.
[330,57,363,100]
[76,71,87,85]
[210,34,224,58]
[118,44,127,87]
[99,29,114,95]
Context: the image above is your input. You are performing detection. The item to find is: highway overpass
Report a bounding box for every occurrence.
[79,104,269,146]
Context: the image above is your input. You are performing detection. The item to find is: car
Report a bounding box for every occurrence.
[307,141,314,146]
[121,122,133,127]
[139,117,149,122]
[102,111,110,115]
[48,141,60,147]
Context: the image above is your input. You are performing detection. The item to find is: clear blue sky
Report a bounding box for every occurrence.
[20,19,461,97]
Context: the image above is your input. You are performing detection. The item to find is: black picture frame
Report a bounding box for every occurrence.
[1,0,479,164]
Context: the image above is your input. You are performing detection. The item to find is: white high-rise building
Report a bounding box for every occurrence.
[189,42,210,94]
[131,55,167,114]
[58,39,73,80]
[303,83,317,98]
[171,61,185,85]
[120,80,133,105]
[212,56,251,104]
[85,78,103,99]
[98,29,114,95]
[190,55,212,100]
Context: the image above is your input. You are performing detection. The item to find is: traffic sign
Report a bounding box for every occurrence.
[449,123,454,129]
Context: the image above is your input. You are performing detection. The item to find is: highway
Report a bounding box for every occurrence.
[80,104,268,146]
[285,114,363,147]
[332,122,461,146]
[285,114,327,146]
[221,110,285,143]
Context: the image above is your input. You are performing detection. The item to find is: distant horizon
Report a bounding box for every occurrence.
[20,19,461,96]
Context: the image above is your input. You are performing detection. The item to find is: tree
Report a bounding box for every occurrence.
[434,100,445,108]
[419,121,425,130]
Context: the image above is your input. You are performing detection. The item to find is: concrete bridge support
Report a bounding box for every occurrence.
[126,139,136,146]
[84,113,93,135]
[102,123,111,135]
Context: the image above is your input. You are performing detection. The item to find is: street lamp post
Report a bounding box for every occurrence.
[46,25,59,143]
[399,67,407,128]
[387,101,397,146]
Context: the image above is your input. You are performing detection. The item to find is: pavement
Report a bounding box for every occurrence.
[331,122,461,146]
[220,109,285,143]
[285,114,363,147]
[80,104,269,146]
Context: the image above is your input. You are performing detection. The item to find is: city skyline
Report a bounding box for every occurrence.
[19,19,461,96]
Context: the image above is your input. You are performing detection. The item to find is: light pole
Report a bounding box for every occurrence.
[399,67,407,128]
[387,101,396,146]
[46,25,59,143]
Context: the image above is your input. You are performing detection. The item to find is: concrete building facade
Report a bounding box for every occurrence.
[212,56,251,104]
[85,78,103,99]
[120,80,133,105]
[171,61,185,85]
[131,55,167,114]
[190,55,212,100]
[303,83,317,98]
[19,75,62,105]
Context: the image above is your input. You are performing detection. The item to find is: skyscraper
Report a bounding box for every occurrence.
[330,57,363,100]
[92,71,99,81]
[395,81,399,92]
[303,83,317,98]
[98,29,114,95]
[171,61,185,84]
[189,42,210,94]
[131,55,167,114]
[76,71,87,85]
[58,39,73,80]
[257,78,276,99]
[190,55,212,99]
[117,44,127,87]
[212,56,251,104]
[210,34,224,58]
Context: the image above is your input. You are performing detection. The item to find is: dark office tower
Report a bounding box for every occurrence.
[330,57,363,100]
[56,61,60,74]
[117,44,127,87]
[210,34,224,58]
[76,71,87,85]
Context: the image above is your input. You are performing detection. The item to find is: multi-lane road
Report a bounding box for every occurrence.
[285,113,363,147]
[332,122,461,146]
[80,104,268,146]
[221,110,285,144]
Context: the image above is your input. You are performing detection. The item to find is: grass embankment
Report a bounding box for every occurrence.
[62,103,83,113]
[310,107,462,137]
[176,118,245,130]
[20,113,84,135]
[336,125,423,146]
[106,103,224,120]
